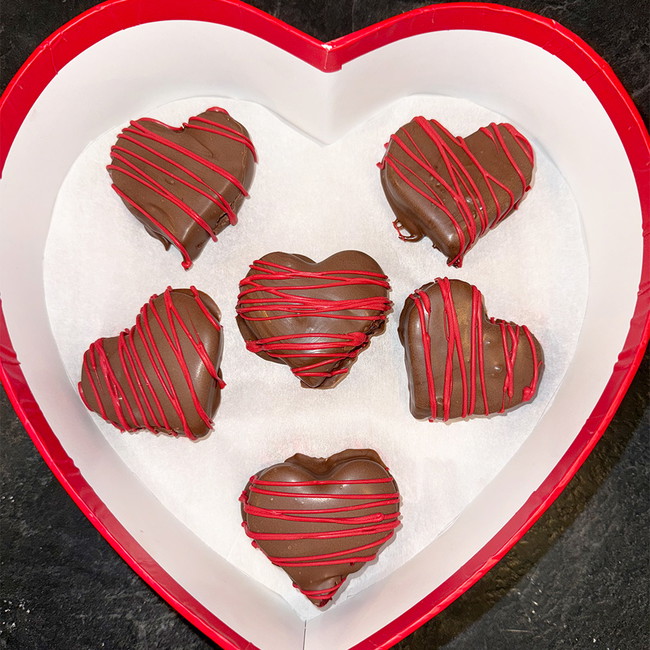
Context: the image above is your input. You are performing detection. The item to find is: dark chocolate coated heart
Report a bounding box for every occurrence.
[379,118,534,267]
[240,449,401,607]
[236,250,392,388]
[398,278,544,421]
[78,287,224,440]
[108,107,256,269]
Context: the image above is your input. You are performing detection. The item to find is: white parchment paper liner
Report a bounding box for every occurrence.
[44,94,587,620]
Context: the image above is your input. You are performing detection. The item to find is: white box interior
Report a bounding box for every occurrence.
[0,20,643,650]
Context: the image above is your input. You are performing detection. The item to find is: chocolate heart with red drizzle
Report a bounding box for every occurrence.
[108,107,256,269]
[379,118,534,267]
[236,250,392,388]
[399,278,544,421]
[240,449,400,607]
[78,287,225,440]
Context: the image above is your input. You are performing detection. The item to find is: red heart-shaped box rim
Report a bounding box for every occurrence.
[0,2,648,648]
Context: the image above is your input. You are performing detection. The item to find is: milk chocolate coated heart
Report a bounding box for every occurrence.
[236,250,392,388]
[399,278,544,421]
[240,449,401,607]
[379,118,534,267]
[108,107,256,269]
[78,287,225,440]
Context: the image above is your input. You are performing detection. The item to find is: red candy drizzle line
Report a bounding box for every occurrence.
[78,287,224,440]
[236,260,392,380]
[240,475,400,604]
[108,107,256,269]
[379,119,534,266]
[409,278,541,421]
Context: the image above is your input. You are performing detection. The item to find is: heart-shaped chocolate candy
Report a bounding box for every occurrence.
[379,118,534,267]
[240,449,400,607]
[78,287,225,440]
[399,278,544,421]
[108,107,256,269]
[236,250,392,388]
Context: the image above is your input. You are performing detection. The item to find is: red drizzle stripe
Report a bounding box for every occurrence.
[249,499,400,516]
[522,326,542,401]
[298,583,344,598]
[410,289,438,420]
[409,279,541,421]
[379,119,533,266]
[438,278,468,419]
[78,287,223,439]
[236,260,392,379]
[470,285,490,415]
[241,475,400,604]
[252,477,395,486]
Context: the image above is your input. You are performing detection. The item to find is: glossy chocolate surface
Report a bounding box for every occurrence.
[78,287,224,440]
[398,279,544,421]
[240,449,401,607]
[108,107,256,269]
[236,250,392,388]
[379,119,534,267]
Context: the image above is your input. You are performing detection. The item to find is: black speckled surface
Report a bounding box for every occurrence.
[1,1,648,648]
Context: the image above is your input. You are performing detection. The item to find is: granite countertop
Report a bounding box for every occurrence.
[1,1,648,648]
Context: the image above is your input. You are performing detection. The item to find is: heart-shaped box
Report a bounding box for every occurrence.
[0,2,647,648]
